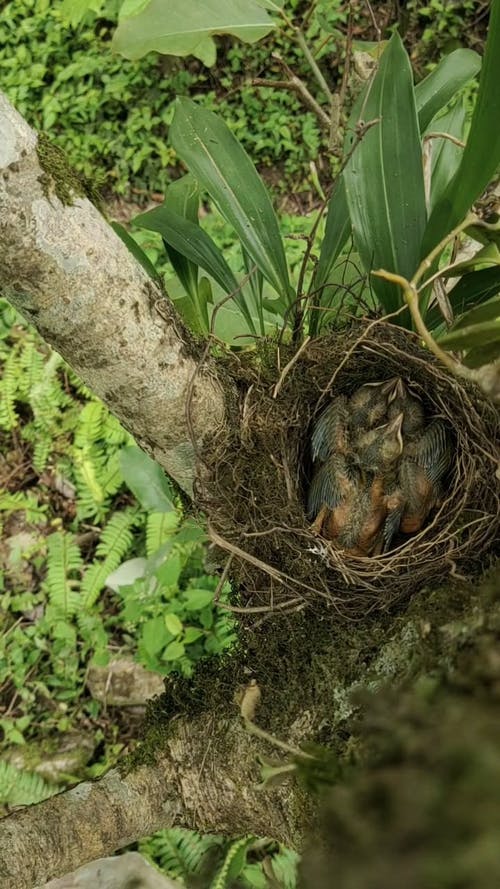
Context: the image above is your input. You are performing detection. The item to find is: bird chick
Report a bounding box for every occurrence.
[310,396,350,462]
[348,377,401,431]
[399,419,451,534]
[382,419,451,547]
[387,379,425,438]
[353,412,404,478]
[308,453,360,536]
[334,474,388,557]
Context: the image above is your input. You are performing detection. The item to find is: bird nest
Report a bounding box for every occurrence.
[199,321,499,616]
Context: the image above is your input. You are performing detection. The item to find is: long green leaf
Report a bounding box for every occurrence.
[415,48,481,133]
[309,176,351,334]
[446,293,500,331]
[162,175,200,304]
[113,0,275,64]
[170,98,292,303]
[438,318,500,350]
[134,204,238,296]
[111,222,161,282]
[426,265,500,330]
[343,33,427,318]
[134,204,257,334]
[428,100,467,213]
[422,0,500,254]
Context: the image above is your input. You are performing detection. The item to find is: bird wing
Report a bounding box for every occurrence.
[307,459,344,519]
[412,420,451,484]
[311,397,348,461]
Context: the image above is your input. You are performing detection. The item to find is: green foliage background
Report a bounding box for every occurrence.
[0,1,491,884]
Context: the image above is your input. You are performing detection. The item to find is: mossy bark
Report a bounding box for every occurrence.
[1,564,498,888]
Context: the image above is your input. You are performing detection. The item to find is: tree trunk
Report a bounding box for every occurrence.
[0,92,227,496]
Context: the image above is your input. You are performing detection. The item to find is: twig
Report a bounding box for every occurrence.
[272,336,311,398]
[423,131,466,149]
[252,76,331,130]
[213,554,234,603]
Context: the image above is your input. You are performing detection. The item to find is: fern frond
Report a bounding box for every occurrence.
[74,401,105,447]
[210,837,257,889]
[102,412,133,446]
[81,510,136,609]
[140,828,222,881]
[0,490,47,524]
[0,760,57,806]
[266,847,299,889]
[44,530,83,616]
[0,345,20,429]
[31,435,53,473]
[100,450,124,498]
[17,338,45,398]
[145,512,180,557]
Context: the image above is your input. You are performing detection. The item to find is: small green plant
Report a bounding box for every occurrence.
[0,304,236,766]
[139,828,299,888]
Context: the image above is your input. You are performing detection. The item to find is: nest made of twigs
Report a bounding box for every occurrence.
[199,321,499,616]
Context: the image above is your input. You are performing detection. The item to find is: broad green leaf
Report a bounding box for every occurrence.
[106,558,147,592]
[163,640,185,661]
[156,553,182,588]
[170,98,292,304]
[183,626,205,644]
[310,176,351,335]
[415,49,481,133]
[463,340,500,368]
[447,293,500,331]
[438,318,500,351]
[113,0,275,64]
[242,246,265,336]
[141,617,169,655]
[428,101,467,213]
[119,446,175,512]
[426,265,500,330]
[111,222,161,283]
[184,589,214,610]
[161,175,201,309]
[60,0,105,27]
[440,242,500,277]
[134,204,258,332]
[423,0,500,254]
[164,613,183,636]
[344,33,427,317]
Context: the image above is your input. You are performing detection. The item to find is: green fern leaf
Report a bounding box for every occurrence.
[0,760,57,806]
[44,530,83,616]
[81,510,136,608]
[145,512,180,556]
[210,837,257,889]
[0,346,20,429]
[140,828,223,881]
[74,401,105,447]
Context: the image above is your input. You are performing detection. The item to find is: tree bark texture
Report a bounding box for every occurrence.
[0,91,227,496]
[1,565,499,888]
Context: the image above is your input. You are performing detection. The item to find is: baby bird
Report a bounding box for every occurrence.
[348,377,401,432]
[353,413,404,478]
[399,420,451,534]
[382,419,451,548]
[310,395,350,462]
[387,379,425,438]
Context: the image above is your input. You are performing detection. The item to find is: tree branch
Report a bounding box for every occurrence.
[0,92,228,496]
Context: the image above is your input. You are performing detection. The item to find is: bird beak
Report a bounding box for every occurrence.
[386,412,404,451]
[381,376,402,400]
[387,377,405,402]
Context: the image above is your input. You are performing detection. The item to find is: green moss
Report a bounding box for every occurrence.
[36,132,103,209]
